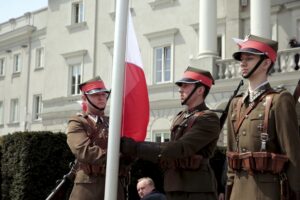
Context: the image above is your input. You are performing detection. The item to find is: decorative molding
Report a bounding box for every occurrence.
[148,0,176,9]
[109,7,134,21]
[61,49,87,59]
[65,21,87,31]
[271,5,282,14]
[285,1,300,10]
[144,28,178,41]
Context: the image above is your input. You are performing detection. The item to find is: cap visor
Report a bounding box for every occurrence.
[233,48,264,61]
[85,89,110,94]
[175,78,199,86]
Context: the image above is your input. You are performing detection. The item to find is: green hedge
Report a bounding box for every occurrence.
[0,131,74,200]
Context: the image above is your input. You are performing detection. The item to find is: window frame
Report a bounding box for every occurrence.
[33,94,42,121]
[13,53,22,73]
[154,45,172,84]
[70,63,82,96]
[152,131,170,142]
[35,47,44,69]
[72,1,84,24]
[10,98,19,123]
[144,28,178,85]
[0,57,5,76]
[0,101,3,125]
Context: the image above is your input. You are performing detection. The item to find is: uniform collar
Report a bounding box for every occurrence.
[242,82,271,103]
[186,102,208,114]
[88,114,103,124]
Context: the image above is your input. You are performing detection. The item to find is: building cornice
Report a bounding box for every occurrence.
[0,25,36,46]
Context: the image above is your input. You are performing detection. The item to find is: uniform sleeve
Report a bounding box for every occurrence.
[273,91,300,192]
[226,100,236,188]
[66,116,107,165]
[160,111,220,159]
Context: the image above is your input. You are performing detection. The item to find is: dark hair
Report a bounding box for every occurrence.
[196,82,210,98]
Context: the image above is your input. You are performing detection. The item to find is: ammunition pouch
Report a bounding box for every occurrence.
[227,151,288,174]
[160,155,206,170]
[79,163,106,176]
[79,161,131,177]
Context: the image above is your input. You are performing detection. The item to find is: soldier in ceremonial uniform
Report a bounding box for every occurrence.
[121,67,220,200]
[66,76,129,200]
[226,35,300,200]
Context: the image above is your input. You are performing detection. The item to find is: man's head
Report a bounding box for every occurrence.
[175,66,214,106]
[137,177,155,199]
[79,76,110,114]
[232,34,278,78]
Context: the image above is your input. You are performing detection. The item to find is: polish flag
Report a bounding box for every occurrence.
[121,12,149,141]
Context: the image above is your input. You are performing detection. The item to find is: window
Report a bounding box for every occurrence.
[33,95,42,120]
[0,101,3,125]
[70,64,82,95]
[13,53,21,73]
[0,58,5,76]
[10,99,19,123]
[72,1,84,24]
[153,132,170,142]
[35,47,44,69]
[61,49,86,95]
[297,19,300,41]
[144,28,178,85]
[154,46,171,83]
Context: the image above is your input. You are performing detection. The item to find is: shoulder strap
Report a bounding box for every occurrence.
[263,94,274,133]
[234,90,275,134]
[186,111,205,130]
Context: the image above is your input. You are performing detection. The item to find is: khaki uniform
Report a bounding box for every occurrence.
[226,84,300,200]
[66,114,128,200]
[138,103,220,200]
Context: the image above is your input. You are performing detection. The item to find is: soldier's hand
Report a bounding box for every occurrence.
[120,137,137,156]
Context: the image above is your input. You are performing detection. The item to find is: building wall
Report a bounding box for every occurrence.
[0,0,299,147]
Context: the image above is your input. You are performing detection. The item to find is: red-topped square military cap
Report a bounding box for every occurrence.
[79,76,110,94]
[232,34,278,63]
[175,66,214,88]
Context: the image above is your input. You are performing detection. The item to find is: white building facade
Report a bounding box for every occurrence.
[0,0,300,147]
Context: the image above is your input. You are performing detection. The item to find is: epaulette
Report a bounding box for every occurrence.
[176,110,184,116]
[273,85,286,93]
[76,112,88,118]
[235,92,244,98]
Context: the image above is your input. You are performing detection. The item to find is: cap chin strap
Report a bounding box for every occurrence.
[181,84,200,105]
[85,94,105,111]
[242,56,265,79]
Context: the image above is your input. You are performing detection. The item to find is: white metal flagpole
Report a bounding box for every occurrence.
[104,0,129,199]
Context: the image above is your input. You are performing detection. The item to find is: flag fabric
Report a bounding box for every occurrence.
[121,12,149,141]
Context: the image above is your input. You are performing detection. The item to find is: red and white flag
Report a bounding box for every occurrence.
[121,12,149,141]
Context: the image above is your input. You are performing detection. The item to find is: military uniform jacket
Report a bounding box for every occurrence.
[158,103,220,193]
[226,85,300,200]
[66,113,125,200]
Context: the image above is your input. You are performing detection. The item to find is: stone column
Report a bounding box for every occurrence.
[198,0,217,56]
[190,0,218,78]
[251,0,271,38]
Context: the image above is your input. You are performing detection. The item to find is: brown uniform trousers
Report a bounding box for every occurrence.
[226,87,300,200]
[67,114,128,200]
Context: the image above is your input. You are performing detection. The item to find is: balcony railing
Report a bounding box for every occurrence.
[215,47,300,80]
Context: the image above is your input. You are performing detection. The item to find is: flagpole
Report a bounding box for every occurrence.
[104,0,129,199]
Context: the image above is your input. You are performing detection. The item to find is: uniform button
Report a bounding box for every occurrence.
[242,131,246,136]
[241,148,247,152]
[258,113,263,118]
[245,115,249,119]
